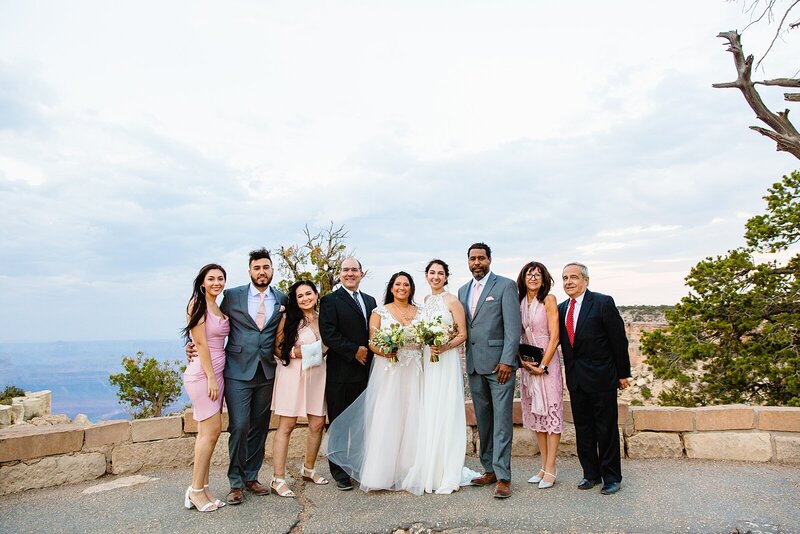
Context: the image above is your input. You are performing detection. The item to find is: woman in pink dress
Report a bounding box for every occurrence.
[270,280,328,497]
[182,263,229,512]
[515,261,563,489]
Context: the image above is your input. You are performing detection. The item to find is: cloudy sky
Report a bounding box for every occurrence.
[1,1,798,342]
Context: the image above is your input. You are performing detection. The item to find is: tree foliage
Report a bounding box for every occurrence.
[0,385,26,405]
[275,223,351,297]
[108,352,185,419]
[642,171,800,406]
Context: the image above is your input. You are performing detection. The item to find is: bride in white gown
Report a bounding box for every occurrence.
[326,271,424,492]
[404,259,478,495]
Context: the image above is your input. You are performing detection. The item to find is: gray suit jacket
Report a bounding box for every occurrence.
[458,272,521,375]
[219,284,287,381]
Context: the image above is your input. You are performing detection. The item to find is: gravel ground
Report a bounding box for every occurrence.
[1,457,799,534]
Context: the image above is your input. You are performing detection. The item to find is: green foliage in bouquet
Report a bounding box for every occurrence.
[109,352,185,419]
[642,171,800,407]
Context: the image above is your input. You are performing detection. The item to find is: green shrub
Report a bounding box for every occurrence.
[108,352,185,419]
[0,385,26,405]
[641,386,653,400]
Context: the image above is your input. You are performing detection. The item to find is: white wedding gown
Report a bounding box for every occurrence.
[404,293,480,495]
[326,305,424,492]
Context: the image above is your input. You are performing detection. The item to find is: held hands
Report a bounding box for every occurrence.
[493,363,513,384]
[185,342,198,362]
[207,376,219,401]
[355,346,369,365]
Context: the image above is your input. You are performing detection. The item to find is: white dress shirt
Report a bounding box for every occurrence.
[565,290,586,331]
[468,271,492,309]
[248,283,276,325]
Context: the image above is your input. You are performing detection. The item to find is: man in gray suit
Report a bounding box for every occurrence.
[458,243,521,499]
[188,248,287,504]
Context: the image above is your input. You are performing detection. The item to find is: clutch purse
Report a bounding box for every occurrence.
[300,339,324,370]
[518,343,544,365]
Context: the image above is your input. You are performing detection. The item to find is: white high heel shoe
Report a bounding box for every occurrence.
[528,468,545,484]
[184,486,218,512]
[204,484,225,507]
[538,469,558,489]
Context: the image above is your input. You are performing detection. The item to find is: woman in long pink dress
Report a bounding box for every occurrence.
[516,261,563,489]
[182,263,229,512]
[270,280,328,497]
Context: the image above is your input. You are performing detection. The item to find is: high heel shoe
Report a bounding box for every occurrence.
[204,484,225,507]
[538,469,557,489]
[271,476,296,497]
[301,465,329,485]
[184,486,218,512]
[528,468,545,484]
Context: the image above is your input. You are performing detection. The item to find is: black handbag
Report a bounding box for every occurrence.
[519,343,544,365]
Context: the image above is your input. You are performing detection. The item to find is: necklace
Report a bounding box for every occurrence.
[391,303,413,323]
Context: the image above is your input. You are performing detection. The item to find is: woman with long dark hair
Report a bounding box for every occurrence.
[515,260,562,489]
[270,280,328,497]
[182,263,228,512]
[326,271,424,493]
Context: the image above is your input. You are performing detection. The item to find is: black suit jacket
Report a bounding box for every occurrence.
[558,289,630,393]
[319,287,377,384]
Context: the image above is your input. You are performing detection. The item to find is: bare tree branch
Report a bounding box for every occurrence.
[755,0,800,70]
[787,93,800,101]
[755,78,800,87]
[714,30,800,159]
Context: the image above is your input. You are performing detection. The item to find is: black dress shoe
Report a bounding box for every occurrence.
[600,481,621,495]
[335,479,354,491]
[577,478,601,490]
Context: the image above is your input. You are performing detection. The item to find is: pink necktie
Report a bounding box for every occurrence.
[566,298,576,346]
[256,293,266,329]
[470,282,481,319]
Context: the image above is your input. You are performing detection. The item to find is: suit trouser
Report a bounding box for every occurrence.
[326,379,369,484]
[569,387,621,484]
[468,371,515,481]
[224,366,273,488]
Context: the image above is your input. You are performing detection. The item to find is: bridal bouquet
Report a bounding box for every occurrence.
[409,315,451,363]
[370,323,407,364]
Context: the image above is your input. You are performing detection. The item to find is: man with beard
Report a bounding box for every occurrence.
[457,243,521,499]
[187,248,287,504]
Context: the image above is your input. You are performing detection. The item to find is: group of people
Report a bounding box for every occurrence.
[181,243,631,512]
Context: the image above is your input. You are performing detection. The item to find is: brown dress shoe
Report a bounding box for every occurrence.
[226,488,244,505]
[494,479,511,499]
[471,472,498,486]
[245,480,270,496]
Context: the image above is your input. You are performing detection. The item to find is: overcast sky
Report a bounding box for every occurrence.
[1,1,798,342]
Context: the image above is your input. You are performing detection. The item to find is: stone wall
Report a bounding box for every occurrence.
[0,390,53,428]
[1,402,799,496]
[0,409,308,496]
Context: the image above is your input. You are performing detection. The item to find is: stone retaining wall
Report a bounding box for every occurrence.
[1,403,799,496]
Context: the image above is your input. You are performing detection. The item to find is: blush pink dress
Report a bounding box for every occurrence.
[184,312,229,421]
[271,324,327,417]
[519,298,564,434]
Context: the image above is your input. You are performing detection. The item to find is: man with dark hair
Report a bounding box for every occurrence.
[559,262,630,495]
[458,243,521,498]
[188,248,287,504]
[319,257,377,490]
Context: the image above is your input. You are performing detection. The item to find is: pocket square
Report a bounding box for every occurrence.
[485,296,495,302]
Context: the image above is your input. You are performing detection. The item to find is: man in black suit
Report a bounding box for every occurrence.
[319,257,377,490]
[558,262,631,495]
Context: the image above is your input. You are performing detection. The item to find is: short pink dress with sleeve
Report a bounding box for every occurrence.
[271,324,327,417]
[184,312,229,421]
[519,298,564,434]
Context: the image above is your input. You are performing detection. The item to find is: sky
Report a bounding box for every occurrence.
[1,1,798,342]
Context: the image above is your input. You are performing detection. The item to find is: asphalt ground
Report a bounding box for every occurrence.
[1,456,799,534]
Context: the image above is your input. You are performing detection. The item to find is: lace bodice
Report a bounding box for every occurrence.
[421,293,454,327]
[374,305,423,369]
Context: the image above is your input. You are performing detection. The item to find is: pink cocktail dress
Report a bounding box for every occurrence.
[184,312,229,421]
[271,324,327,417]
[519,298,564,434]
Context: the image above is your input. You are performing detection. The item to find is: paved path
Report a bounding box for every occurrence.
[1,457,799,533]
